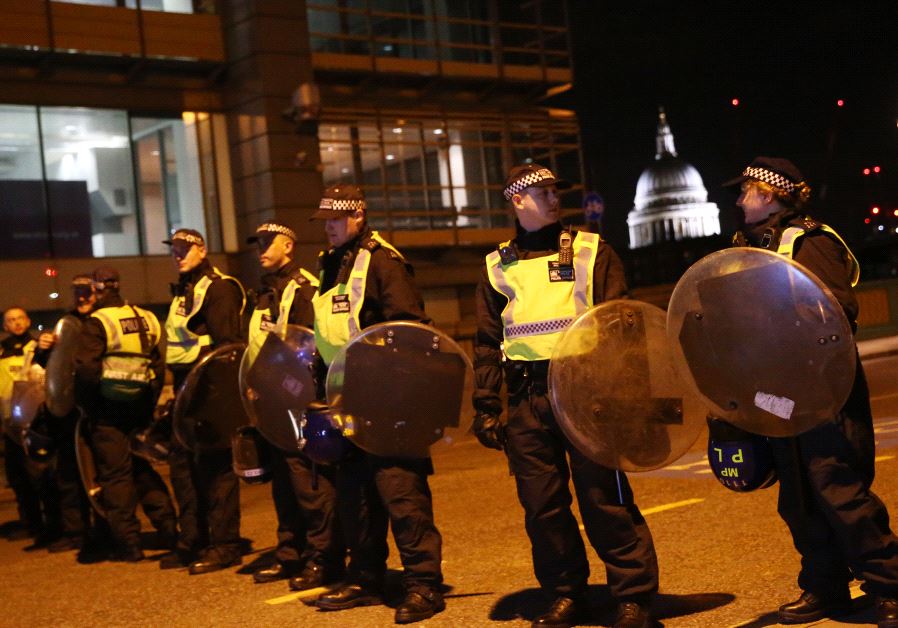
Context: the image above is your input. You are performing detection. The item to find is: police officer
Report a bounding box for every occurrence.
[161,228,246,574]
[244,220,345,588]
[472,164,659,628]
[43,275,97,553]
[723,157,898,627]
[73,267,177,561]
[310,185,445,624]
[1,307,56,542]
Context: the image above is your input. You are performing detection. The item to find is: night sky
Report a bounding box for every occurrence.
[567,2,898,251]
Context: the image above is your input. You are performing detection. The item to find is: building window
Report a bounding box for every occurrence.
[53,0,208,14]
[319,111,582,233]
[0,105,231,260]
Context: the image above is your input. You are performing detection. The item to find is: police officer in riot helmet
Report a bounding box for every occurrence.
[724,157,898,626]
[72,268,177,561]
[472,164,659,628]
[161,229,246,574]
[310,184,445,624]
[0,307,57,543]
[245,220,345,587]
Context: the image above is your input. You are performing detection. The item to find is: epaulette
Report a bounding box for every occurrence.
[361,236,381,252]
[799,216,820,231]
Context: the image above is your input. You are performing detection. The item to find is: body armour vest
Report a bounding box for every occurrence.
[486,231,601,361]
[91,304,162,398]
[0,338,36,419]
[312,232,404,366]
[165,267,245,365]
[778,223,860,287]
[247,267,318,361]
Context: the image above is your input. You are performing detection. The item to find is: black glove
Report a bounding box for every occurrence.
[473,413,506,451]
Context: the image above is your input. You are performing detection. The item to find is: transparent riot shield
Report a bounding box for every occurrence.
[75,413,105,519]
[8,380,45,446]
[326,321,474,459]
[667,248,855,437]
[549,300,706,472]
[45,315,82,418]
[173,342,250,452]
[239,326,318,453]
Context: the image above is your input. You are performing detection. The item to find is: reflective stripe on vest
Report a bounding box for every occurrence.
[247,268,318,361]
[0,339,36,418]
[165,267,245,365]
[486,231,601,361]
[312,232,403,365]
[778,224,860,287]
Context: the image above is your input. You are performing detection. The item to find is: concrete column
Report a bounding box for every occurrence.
[219,0,327,282]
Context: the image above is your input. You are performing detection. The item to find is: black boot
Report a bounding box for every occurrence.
[316,582,382,610]
[532,596,587,628]
[395,590,445,624]
[878,597,898,628]
[778,591,852,624]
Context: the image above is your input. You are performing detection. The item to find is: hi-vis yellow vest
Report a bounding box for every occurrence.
[91,305,161,396]
[312,232,403,365]
[0,338,36,419]
[165,267,245,365]
[778,224,860,287]
[247,268,318,361]
[486,231,601,361]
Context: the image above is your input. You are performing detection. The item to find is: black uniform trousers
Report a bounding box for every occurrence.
[47,412,91,540]
[169,443,240,558]
[168,366,241,559]
[270,448,343,569]
[504,377,659,602]
[772,356,898,598]
[3,432,59,536]
[337,450,442,594]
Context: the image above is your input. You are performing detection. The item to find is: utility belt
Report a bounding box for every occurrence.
[505,359,550,396]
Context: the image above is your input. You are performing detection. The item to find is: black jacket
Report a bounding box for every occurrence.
[473,221,628,416]
[317,227,429,328]
[738,209,859,326]
[172,259,245,349]
[255,259,315,329]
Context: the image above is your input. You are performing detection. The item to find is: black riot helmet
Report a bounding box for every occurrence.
[706,417,777,492]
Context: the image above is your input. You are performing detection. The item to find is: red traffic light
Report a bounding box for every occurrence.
[731,98,739,107]
[865,218,871,224]
[864,168,871,175]
[874,166,881,173]
[837,99,844,107]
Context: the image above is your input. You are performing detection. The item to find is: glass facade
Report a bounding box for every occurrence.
[306,0,568,68]
[0,105,229,260]
[319,111,582,232]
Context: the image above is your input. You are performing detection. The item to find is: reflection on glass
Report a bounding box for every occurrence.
[132,114,205,255]
[41,107,138,257]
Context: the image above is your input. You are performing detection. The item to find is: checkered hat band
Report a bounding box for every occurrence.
[505,316,573,339]
[744,166,798,193]
[319,198,366,211]
[173,233,203,244]
[503,168,556,200]
[257,223,297,240]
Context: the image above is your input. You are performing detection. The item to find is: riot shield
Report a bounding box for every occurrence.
[549,300,706,472]
[75,413,106,519]
[172,343,250,452]
[326,321,474,459]
[667,248,855,437]
[239,326,318,453]
[45,315,82,418]
[8,380,45,446]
